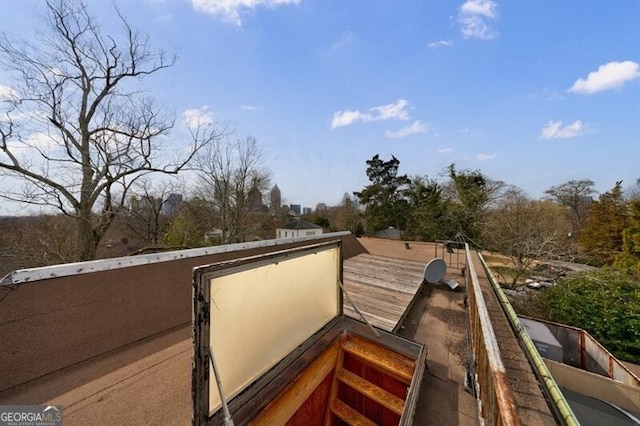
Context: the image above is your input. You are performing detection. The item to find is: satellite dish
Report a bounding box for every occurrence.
[424,258,446,284]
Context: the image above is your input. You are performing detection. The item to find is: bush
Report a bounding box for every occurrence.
[536,268,640,364]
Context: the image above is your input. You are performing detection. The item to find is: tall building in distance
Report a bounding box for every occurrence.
[290,204,301,216]
[247,185,263,212]
[131,195,161,212]
[163,193,183,216]
[302,207,312,216]
[270,185,281,211]
[315,203,327,213]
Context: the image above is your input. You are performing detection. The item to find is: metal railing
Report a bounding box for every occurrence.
[464,243,521,425]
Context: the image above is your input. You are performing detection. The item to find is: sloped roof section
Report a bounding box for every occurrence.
[281,219,322,230]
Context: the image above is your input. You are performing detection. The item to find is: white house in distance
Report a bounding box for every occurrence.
[276,219,323,239]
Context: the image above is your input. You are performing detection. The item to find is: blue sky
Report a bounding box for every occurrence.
[1,0,639,213]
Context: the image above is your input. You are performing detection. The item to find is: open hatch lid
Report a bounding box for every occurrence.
[192,240,343,422]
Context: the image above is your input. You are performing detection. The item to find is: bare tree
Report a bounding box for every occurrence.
[126,177,183,246]
[483,188,570,286]
[626,177,640,202]
[335,193,362,235]
[0,1,215,260]
[545,179,596,235]
[0,214,77,275]
[193,135,270,244]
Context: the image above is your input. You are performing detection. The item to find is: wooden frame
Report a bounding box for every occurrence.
[193,241,426,426]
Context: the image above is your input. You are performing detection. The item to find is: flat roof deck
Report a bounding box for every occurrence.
[357,237,477,425]
[0,236,558,425]
[0,324,193,425]
[0,237,470,425]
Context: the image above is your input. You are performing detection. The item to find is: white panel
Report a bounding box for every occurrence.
[208,246,340,413]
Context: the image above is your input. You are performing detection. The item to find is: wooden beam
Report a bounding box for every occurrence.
[324,336,346,426]
[329,399,377,426]
[252,341,340,425]
[342,336,415,385]
[337,369,405,416]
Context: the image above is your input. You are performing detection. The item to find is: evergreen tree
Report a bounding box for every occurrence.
[353,155,411,232]
[404,176,447,241]
[580,182,629,264]
[615,199,640,275]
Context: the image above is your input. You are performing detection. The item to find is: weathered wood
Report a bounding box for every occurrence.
[343,268,422,296]
[342,336,415,385]
[343,254,425,333]
[329,399,377,426]
[251,341,340,425]
[324,336,345,426]
[343,293,407,318]
[343,307,396,331]
[346,254,425,272]
[341,295,405,328]
[344,255,424,277]
[337,369,405,416]
[345,260,425,282]
[342,289,412,312]
[343,279,410,301]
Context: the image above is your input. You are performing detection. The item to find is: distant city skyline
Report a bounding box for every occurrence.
[1,0,638,216]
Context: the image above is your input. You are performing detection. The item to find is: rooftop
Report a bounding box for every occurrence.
[279,219,322,230]
[4,233,634,425]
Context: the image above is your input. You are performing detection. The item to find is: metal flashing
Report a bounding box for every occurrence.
[0,231,350,286]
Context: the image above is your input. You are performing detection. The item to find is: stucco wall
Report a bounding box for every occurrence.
[0,234,366,392]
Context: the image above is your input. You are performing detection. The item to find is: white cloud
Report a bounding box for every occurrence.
[529,88,564,101]
[437,148,454,154]
[371,99,410,120]
[428,40,454,49]
[568,61,640,94]
[183,106,213,128]
[475,153,496,161]
[331,110,364,128]
[540,120,584,139]
[331,31,355,50]
[385,121,429,139]
[4,132,60,156]
[23,132,58,151]
[457,0,498,39]
[460,0,496,16]
[192,0,300,26]
[330,99,411,129]
[0,85,18,102]
[0,109,48,125]
[241,105,258,111]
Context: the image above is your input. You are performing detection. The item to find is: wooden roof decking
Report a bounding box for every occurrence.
[343,253,426,332]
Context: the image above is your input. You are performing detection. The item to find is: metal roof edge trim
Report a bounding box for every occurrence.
[0,231,351,286]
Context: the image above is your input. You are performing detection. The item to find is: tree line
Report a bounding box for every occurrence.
[1,3,638,363]
[352,154,640,278]
[5,2,636,277]
[351,154,639,363]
